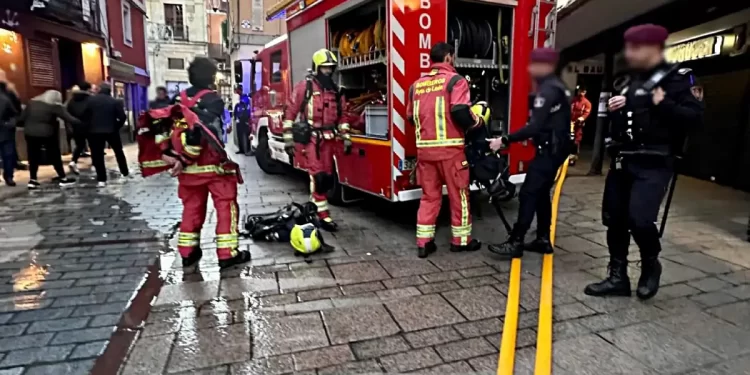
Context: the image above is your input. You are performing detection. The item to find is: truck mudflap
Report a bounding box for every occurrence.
[394,173,526,202]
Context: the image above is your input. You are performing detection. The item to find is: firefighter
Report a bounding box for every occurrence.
[407,42,483,258]
[570,87,592,166]
[283,49,351,232]
[169,57,251,269]
[487,48,572,258]
[584,24,703,300]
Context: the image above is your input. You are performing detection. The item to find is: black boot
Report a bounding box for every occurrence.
[584,258,632,297]
[319,217,338,232]
[418,241,437,258]
[488,237,524,259]
[182,247,203,267]
[450,239,482,253]
[219,250,252,269]
[636,257,662,300]
[524,236,554,254]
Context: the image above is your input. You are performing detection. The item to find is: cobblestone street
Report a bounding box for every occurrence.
[0,148,749,374]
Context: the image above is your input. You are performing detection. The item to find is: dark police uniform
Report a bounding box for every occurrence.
[585,30,704,300]
[488,72,572,258]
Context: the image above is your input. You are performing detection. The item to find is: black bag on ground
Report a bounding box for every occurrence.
[244,202,319,242]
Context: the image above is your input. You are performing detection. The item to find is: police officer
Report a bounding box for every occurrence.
[487,47,572,258]
[584,24,703,300]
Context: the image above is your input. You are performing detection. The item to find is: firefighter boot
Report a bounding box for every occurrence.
[182,247,203,268]
[488,236,524,259]
[584,258,632,297]
[525,236,554,254]
[319,217,339,232]
[418,241,437,259]
[218,250,252,270]
[450,239,482,253]
[636,257,662,300]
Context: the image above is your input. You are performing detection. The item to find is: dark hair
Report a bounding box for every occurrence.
[188,57,217,88]
[78,81,91,91]
[156,86,167,94]
[430,43,455,63]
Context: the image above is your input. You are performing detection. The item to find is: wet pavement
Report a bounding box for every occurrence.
[1,148,750,374]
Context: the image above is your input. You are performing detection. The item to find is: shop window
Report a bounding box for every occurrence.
[270,51,282,83]
[164,4,186,40]
[254,60,262,91]
[122,2,133,47]
[168,58,184,70]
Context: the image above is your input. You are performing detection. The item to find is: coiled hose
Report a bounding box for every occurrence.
[448,17,494,59]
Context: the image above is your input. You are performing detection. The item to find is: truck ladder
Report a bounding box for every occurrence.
[528,0,559,48]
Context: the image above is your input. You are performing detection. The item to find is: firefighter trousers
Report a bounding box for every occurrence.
[304,137,335,219]
[416,154,472,247]
[177,175,240,261]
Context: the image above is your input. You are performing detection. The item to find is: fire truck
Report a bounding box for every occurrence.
[246,0,558,204]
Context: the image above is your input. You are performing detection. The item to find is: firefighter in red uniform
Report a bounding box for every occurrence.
[407,43,483,258]
[283,49,351,232]
[569,87,592,165]
[167,57,251,269]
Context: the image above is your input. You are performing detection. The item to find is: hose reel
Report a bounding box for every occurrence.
[448,17,494,59]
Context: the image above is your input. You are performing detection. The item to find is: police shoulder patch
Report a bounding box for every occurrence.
[534,96,546,108]
[678,68,693,75]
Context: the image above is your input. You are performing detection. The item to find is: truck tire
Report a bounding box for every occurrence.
[256,129,284,175]
[326,164,345,206]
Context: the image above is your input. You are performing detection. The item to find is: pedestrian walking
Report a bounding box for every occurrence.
[406,42,483,258]
[81,82,129,187]
[487,47,572,258]
[234,95,252,155]
[16,90,79,189]
[0,70,21,186]
[569,87,592,166]
[65,82,92,175]
[149,86,171,109]
[584,24,704,300]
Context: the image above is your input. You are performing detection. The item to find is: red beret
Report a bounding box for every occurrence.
[530,48,559,64]
[624,24,668,45]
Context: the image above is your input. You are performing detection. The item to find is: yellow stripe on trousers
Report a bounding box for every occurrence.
[534,157,570,375]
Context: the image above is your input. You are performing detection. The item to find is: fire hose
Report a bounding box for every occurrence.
[448,17,494,59]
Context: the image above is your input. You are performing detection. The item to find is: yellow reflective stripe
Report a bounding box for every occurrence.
[183,165,237,175]
[339,123,350,132]
[312,200,328,212]
[307,96,314,121]
[181,133,201,157]
[342,133,351,140]
[230,202,238,236]
[416,138,464,148]
[283,132,293,141]
[416,224,436,239]
[178,232,199,247]
[140,160,169,168]
[413,100,422,143]
[283,120,294,129]
[179,232,199,238]
[460,188,470,245]
[155,133,170,144]
[435,96,446,141]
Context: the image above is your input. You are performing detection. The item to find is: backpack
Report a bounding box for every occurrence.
[292,77,343,144]
[243,202,320,242]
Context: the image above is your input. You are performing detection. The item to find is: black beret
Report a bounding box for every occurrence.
[530,48,559,64]
[624,24,668,45]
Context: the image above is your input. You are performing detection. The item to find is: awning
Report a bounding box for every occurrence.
[108,59,149,86]
[556,0,678,50]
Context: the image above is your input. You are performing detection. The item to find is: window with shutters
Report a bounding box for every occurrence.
[122,2,133,47]
[28,40,56,88]
[164,4,186,40]
[168,58,185,70]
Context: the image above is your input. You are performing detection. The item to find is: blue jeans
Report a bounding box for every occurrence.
[0,139,15,182]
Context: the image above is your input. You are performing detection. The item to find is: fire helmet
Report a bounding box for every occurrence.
[311,49,338,71]
[471,101,491,125]
[290,223,322,254]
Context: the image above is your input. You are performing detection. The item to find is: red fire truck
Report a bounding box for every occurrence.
[246,0,558,204]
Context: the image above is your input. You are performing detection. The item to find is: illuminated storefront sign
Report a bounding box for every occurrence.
[665,34,732,63]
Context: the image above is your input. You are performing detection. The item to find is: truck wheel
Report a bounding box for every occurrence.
[256,129,284,175]
[326,166,345,206]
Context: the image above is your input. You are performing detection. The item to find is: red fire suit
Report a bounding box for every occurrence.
[570,95,592,145]
[137,89,242,262]
[406,63,476,247]
[283,76,349,220]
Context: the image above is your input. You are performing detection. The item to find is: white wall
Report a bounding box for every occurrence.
[146,0,209,98]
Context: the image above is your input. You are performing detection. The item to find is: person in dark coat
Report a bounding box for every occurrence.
[81,82,129,187]
[149,86,171,109]
[17,90,79,189]
[66,82,92,175]
[0,70,21,186]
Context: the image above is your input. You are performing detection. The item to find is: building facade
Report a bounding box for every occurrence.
[105,0,149,139]
[146,0,209,99]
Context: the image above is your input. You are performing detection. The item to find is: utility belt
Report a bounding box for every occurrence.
[535,132,569,157]
[606,141,673,170]
[292,122,338,158]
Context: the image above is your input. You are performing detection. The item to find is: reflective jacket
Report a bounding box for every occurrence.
[571,96,591,124]
[283,76,350,140]
[406,63,473,161]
